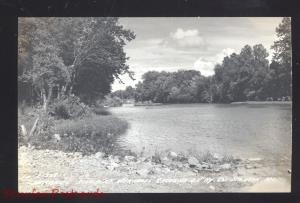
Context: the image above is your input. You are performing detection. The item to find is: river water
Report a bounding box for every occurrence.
[110,104,292,161]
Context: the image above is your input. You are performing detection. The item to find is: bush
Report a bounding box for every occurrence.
[18,106,44,145]
[101,95,123,107]
[54,103,70,119]
[92,106,111,115]
[51,95,92,120]
[151,150,162,164]
[29,113,56,146]
[18,110,56,147]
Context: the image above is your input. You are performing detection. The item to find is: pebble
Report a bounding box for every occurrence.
[136,169,150,176]
[19,146,248,192]
[168,151,178,159]
[124,156,136,162]
[94,152,104,158]
[220,163,231,170]
[188,156,199,167]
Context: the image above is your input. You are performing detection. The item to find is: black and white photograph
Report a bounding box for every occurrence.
[18,17,292,193]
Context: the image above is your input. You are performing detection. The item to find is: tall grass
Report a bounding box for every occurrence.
[52,115,128,155]
[18,109,129,155]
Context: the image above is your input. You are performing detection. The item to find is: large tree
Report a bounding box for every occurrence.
[211,44,270,103]
[268,17,292,99]
[18,17,135,108]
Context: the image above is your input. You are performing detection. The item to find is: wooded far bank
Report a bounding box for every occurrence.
[109,18,291,105]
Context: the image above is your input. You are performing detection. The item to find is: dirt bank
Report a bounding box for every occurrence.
[18,146,291,193]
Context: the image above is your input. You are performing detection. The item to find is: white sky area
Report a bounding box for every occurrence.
[112,17,283,91]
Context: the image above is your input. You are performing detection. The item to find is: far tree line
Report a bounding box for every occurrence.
[111,18,291,104]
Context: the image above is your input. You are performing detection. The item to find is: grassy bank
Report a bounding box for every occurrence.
[18,106,129,155]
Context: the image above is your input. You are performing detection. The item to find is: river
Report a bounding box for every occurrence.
[110,104,292,161]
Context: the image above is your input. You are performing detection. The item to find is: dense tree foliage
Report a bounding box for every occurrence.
[18,17,135,108]
[132,70,203,103]
[210,44,271,102]
[113,18,291,104]
[268,17,292,98]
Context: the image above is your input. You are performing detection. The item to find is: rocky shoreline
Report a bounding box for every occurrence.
[18,146,291,192]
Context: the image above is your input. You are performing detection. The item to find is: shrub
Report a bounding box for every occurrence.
[51,95,92,120]
[29,113,56,145]
[18,111,57,148]
[151,150,162,164]
[92,106,111,115]
[18,106,44,145]
[54,103,70,119]
[100,95,123,107]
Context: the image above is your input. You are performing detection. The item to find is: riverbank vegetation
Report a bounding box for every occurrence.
[111,18,291,104]
[18,17,135,154]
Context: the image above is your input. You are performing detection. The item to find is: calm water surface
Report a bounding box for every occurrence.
[110,104,292,161]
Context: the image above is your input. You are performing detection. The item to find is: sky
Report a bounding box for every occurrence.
[112,17,283,91]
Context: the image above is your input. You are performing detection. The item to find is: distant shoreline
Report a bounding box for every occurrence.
[116,101,293,107]
[231,101,292,105]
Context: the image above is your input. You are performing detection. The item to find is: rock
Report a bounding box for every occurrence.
[136,169,149,176]
[199,163,209,169]
[161,156,169,161]
[183,163,190,168]
[213,153,221,159]
[176,162,183,169]
[168,151,178,159]
[162,159,172,166]
[220,163,231,170]
[144,157,152,162]
[288,169,291,174]
[113,156,120,164]
[139,157,147,162]
[53,134,61,141]
[105,162,119,171]
[209,185,215,191]
[148,169,155,175]
[19,145,26,151]
[111,162,119,168]
[245,165,253,169]
[124,156,136,162]
[105,165,115,171]
[154,167,162,173]
[94,152,104,159]
[248,157,262,161]
[119,167,129,173]
[163,168,171,173]
[188,156,199,167]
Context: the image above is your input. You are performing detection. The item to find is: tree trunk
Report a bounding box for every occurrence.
[42,92,47,111]
[41,85,54,112]
[69,86,73,95]
[29,117,39,137]
[61,85,66,97]
[47,85,53,102]
[57,86,61,100]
